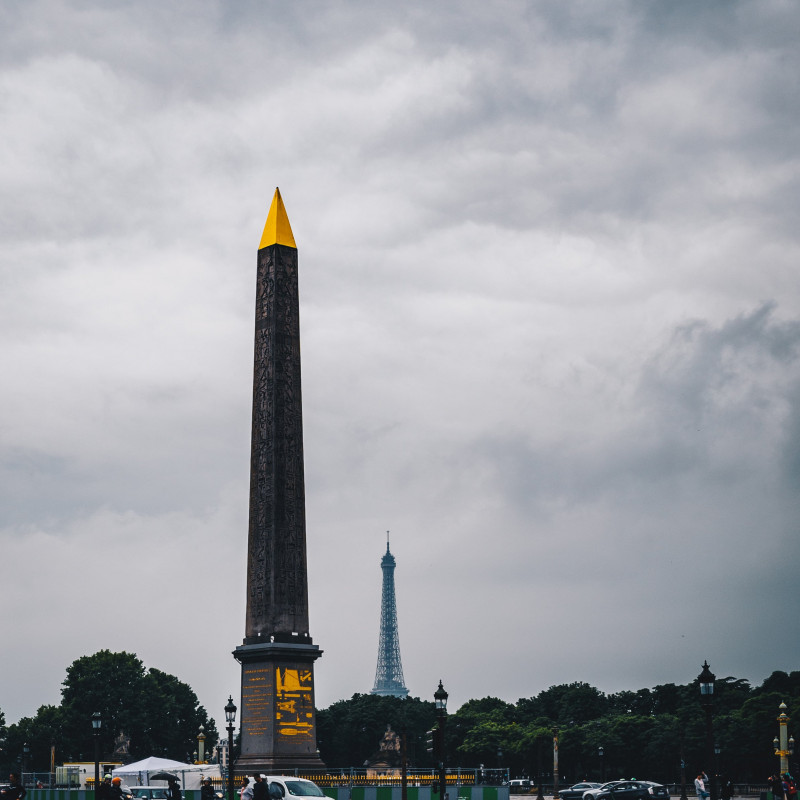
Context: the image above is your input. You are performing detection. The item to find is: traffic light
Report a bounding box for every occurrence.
[425,728,444,760]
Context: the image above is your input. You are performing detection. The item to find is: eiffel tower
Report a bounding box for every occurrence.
[371,532,409,698]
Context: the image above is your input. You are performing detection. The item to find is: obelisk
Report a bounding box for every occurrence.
[233,188,324,772]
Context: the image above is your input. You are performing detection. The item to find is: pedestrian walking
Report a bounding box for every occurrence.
[0,773,26,800]
[166,777,182,800]
[201,778,215,800]
[770,775,785,800]
[241,777,253,800]
[252,775,268,800]
[695,773,709,799]
[720,776,733,800]
[783,772,797,800]
[98,775,113,800]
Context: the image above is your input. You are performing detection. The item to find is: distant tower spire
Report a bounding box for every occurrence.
[371,531,409,698]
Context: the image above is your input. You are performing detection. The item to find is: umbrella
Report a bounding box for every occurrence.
[149,773,178,782]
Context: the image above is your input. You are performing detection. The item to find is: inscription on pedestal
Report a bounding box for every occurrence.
[242,666,273,740]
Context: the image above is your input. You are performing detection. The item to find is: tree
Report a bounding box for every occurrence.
[316,694,436,768]
[4,706,63,774]
[0,707,7,772]
[456,718,521,771]
[57,650,217,762]
[518,683,607,727]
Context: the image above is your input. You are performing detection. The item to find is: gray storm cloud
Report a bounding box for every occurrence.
[0,0,798,722]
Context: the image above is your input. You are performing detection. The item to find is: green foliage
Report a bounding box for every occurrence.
[449,698,517,768]
[519,683,607,726]
[316,672,800,781]
[316,694,436,768]
[2,650,217,772]
[3,705,63,775]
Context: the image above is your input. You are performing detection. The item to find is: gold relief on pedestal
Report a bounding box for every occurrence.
[275,667,314,739]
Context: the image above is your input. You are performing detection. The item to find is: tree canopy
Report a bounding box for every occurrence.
[1,650,217,772]
[3,661,798,782]
[317,671,800,782]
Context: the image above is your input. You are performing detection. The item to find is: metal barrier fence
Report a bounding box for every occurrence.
[18,774,771,797]
[293,770,482,787]
[21,789,509,800]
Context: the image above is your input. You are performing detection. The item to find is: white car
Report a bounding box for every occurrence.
[265,777,325,799]
[240,777,325,800]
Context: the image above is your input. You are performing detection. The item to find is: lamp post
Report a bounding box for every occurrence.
[434,681,448,799]
[535,737,544,800]
[698,661,716,800]
[92,712,102,800]
[197,725,206,764]
[22,743,30,785]
[225,696,237,800]
[774,703,794,775]
[553,727,560,800]
[679,734,688,800]
[598,746,605,783]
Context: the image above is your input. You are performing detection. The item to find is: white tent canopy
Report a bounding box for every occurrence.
[112,757,221,790]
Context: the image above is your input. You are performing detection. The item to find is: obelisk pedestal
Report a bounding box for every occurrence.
[234,189,323,772]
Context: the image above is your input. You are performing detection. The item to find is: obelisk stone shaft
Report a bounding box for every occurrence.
[234,189,323,772]
[245,240,310,642]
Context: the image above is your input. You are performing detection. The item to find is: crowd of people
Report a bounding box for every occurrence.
[769,773,798,800]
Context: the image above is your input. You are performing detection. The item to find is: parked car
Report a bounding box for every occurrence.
[585,781,669,800]
[130,786,169,800]
[560,784,602,800]
[642,783,670,799]
[265,777,326,798]
[239,778,325,799]
[584,782,627,800]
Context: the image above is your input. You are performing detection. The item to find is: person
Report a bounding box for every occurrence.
[0,773,26,800]
[770,775,785,800]
[784,775,797,800]
[252,775,268,800]
[98,775,113,800]
[110,777,126,800]
[241,777,253,800]
[695,773,709,799]
[720,776,733,800]
[166,777,182,800]
[201,778,215,800]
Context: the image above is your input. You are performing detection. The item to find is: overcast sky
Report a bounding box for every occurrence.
[1,0,799,731]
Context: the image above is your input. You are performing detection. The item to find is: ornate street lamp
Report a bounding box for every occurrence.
[92,713,102,800]
[434,681,448,798]
[598,746,605,783]
[680,734,689,800]
[197,724,206,764]
[22,743,30,785]
[535,737,545,800]
[553,727,560,800]
[225,696,237,800]
[774,703,793,775]
[698,661,716,800]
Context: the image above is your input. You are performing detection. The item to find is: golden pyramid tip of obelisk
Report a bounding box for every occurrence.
[259,187,297,249]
